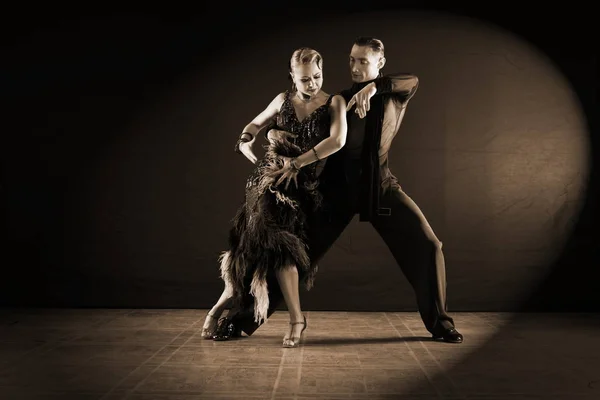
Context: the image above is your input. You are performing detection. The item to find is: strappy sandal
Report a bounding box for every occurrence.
[201,313,219,339]
[283,315,307,348]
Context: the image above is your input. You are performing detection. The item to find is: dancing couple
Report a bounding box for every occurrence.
[202,37,463,348]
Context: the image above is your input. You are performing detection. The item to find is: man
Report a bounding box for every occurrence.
[216,37,463,344]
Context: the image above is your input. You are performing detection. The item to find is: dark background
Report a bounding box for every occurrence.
[1,2,598,312]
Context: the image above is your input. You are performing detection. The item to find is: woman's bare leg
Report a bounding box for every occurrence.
[275,265,306,346]
[201,285,233,338]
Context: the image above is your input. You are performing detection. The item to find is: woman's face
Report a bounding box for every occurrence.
[290,62,323,99]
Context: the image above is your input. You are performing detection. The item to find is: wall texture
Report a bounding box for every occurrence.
[2,10,592,311]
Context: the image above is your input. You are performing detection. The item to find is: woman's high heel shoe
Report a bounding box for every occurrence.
[201,313,219,339]
[283,315,307,348]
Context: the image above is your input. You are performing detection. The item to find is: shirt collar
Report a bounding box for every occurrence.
[350,78,377,92]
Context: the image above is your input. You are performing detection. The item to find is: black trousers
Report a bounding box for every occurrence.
[229,178,455,336]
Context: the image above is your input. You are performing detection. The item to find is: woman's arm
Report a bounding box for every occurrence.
[240,92,286,138]
[236,92,285,163]
[269,95,347,189]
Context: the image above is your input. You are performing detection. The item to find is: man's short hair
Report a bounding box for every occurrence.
[353,37,385,56]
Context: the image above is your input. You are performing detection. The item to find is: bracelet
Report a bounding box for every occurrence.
[311,147,320,161]
[289,158,300,172]
[239,132,254,142]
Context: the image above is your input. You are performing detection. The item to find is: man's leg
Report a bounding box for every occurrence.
[370,183,461,342]
[227,197,356,337]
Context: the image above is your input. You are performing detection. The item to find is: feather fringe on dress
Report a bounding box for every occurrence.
[218,138,321,325]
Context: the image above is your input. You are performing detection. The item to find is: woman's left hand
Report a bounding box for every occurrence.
[268,156,299,190]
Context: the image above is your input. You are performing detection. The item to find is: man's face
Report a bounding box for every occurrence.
[349,44,384,83]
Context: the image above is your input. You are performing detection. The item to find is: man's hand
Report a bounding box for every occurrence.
[238,141,258,164]
[266,156,299,190]
[346,82,376,119]
[268,128,297,143]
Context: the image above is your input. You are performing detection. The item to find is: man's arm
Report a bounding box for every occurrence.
[373,72,419,103]
[375,74,418,160]
[346,73,419,118]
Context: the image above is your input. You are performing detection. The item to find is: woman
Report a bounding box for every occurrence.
[201,47,347,348]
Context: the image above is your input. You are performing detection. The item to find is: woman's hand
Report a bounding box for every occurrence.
[238,141,258,164]
[268,156,299,190]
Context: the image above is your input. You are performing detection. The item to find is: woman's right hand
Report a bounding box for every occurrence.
[238,141,258,164]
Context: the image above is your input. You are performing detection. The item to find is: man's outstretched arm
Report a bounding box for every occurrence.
[373,72,419,103]
[346,73,419,117]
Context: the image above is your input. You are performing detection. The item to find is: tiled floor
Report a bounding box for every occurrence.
[0,309,598,399]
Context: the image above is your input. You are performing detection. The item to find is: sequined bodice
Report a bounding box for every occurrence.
[244,91,334,200]
[276,90,333,153]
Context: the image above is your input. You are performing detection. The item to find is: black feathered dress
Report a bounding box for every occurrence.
[218,91,334,324]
